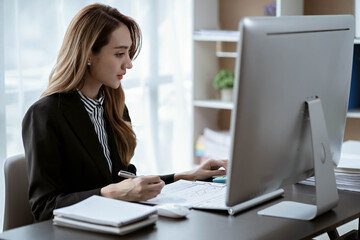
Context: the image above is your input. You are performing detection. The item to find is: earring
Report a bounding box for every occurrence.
[87,61,91,66]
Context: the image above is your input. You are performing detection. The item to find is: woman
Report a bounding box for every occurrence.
[22,3,227,222]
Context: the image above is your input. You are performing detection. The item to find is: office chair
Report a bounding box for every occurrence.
[3,154,33,231]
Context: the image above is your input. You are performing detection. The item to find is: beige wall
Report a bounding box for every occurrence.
[344,118,360,141]
[219,0,274,30]
[304,0,353,15]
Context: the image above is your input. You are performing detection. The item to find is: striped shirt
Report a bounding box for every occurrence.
[77,90,112,173]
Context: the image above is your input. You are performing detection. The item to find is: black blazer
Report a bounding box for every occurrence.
[22,92,173,222]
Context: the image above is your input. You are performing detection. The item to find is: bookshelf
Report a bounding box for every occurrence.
[191,0,360,164]
[192,0,274,163]
[348,109,360,118]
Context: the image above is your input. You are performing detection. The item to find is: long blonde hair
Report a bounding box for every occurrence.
[42,4,141,165]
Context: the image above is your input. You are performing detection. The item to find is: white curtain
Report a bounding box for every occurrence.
[0,0,192,230]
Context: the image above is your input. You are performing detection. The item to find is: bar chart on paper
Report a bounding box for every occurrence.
[143,180,227,207]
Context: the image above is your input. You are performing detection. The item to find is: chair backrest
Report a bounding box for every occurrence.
[3,154,33,231]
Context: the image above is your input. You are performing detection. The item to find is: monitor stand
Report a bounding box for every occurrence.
[257,98,339,220]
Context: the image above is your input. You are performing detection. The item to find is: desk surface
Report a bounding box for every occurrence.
[1,184,360,240]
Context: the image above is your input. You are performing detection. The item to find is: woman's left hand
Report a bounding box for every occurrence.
[174,159,228,182]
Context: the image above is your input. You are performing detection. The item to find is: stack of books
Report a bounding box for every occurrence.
[195,128,231,162]
[53,195,158,235]
[300,140,360,192]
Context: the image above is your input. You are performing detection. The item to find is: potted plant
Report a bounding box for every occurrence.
[213,69,234,101]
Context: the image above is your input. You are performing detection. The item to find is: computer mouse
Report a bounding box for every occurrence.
[155,204,190,218]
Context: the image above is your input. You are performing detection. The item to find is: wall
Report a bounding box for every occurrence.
[304,0,353,15]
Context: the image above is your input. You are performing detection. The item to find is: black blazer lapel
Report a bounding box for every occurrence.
[59,92,113,183]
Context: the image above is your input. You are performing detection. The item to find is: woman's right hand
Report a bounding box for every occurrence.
[100,175,165,201]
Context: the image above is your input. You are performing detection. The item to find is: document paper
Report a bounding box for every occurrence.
[144,180,226,207]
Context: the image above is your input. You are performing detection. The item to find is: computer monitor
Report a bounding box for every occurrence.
[226,15,354,220]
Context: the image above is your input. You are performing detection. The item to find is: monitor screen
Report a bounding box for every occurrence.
[226,15,354,219]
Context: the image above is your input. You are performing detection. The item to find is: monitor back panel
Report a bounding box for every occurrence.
[226,15,354,206]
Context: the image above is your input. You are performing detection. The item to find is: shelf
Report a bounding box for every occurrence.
[347,109,360,118]
[216,52,237,58]
[193,100,234,109]
[193,30,239,42]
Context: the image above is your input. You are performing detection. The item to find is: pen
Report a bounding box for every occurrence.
[118,170,137,178]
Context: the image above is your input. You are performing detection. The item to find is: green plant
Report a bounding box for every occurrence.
[213,70,234,90]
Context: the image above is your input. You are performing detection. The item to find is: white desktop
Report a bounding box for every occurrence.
[226,15,354,220]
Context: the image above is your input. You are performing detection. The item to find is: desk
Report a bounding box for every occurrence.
[1,184,359,240]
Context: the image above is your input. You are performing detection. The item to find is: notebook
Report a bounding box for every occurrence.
[53,195,157,235]
[53,215,157,235]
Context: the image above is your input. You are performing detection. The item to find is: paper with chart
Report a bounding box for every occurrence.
[300,140,360,192]
[144,180,226,207]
